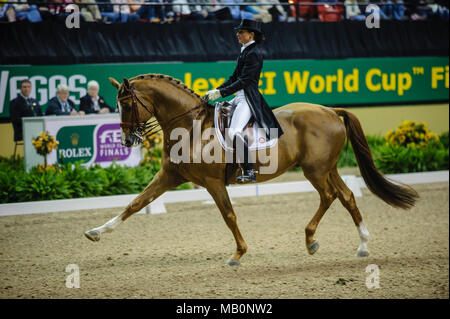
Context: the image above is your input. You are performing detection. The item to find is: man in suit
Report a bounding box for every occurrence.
[79,80,115,114]
[204,19,284,183]
[45,84,84,116]
[10,79,43,141]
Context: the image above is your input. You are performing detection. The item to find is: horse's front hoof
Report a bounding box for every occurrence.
[226,259,241,266]
[356,249,369,257]
[307,241,319,255]
[84,230,100,242]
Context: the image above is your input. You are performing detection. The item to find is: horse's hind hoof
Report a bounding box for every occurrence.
[356,249,369,257]
[307,241,319,255]
[226,259,241,266]
[84,230,100,242]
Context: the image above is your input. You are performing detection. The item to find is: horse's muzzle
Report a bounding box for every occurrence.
[123,134,138,148]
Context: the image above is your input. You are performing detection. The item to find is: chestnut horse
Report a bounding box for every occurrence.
[84,74,418,266]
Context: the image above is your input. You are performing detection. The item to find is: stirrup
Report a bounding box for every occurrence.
[236,168,257,184]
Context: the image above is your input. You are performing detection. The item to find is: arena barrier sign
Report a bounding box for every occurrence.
[22,114,141,171]
[1,56,448,119]
[0,171,447,217]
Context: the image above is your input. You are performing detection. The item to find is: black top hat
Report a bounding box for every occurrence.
[234,19,263,35]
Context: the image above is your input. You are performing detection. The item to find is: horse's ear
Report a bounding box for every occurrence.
[123,78,130,89]
[109,77,120,90]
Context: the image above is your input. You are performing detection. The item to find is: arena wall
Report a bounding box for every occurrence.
[1,103,448,158]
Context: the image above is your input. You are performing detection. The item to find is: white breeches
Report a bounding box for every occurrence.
[227,90,252,141]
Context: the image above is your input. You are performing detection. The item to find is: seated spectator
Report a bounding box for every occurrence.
[108,0,140,22]
[13,0,43,22]
[403,0,429,19]
[428,1,449,19]
[73,0,102,22]
[80,80,114,114]
[96,0,114,13]
[46,84,85,116]
[32,0,53,20]
[188,0,217,20]
[345,0,366,20]
[263,0,288,22]
[171,0,214,21]
[136,0,167,22]
[408,0,449,20]
[381,0,406,20]
[0,1,16,22]
[49,0,74,21]
[248,0,273,22]
[221,0,255,20]
[10,80,43,142]
[172,0,191,20]
[365,2,390,20]
[96,0,117,22]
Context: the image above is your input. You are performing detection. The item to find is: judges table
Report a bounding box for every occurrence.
[22,114,141,172]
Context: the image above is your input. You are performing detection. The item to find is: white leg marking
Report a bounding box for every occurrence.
[357,221,370,256]
[91,215,123,235]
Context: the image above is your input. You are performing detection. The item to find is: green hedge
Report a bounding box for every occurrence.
[336,132,449,174]
[0,132,448,204]
[0,159,189,204]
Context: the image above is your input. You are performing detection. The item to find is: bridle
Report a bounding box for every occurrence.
[118,78,207,138]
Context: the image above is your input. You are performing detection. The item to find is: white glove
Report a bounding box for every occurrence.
[205,89,221,101]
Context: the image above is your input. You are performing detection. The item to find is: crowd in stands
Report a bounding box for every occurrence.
[0,0,448,23]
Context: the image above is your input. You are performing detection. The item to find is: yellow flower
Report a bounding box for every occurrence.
[385,130,394,140]
[400,120,409,127]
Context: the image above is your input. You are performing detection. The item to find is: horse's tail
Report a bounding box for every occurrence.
[334,108,419,209]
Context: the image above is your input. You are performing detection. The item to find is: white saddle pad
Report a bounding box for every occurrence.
[214,103,278,152]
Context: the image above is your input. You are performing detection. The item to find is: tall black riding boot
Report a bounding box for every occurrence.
[233,133,256,183]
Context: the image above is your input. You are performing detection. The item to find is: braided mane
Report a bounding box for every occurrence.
[129,73,201,99]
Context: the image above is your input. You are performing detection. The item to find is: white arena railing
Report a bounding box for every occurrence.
[0,170,448,216]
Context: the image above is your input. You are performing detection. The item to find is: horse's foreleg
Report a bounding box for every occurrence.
[84,169,184,242]
[206,181,247,266]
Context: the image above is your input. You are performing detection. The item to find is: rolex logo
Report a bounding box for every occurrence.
[70,133,80,146]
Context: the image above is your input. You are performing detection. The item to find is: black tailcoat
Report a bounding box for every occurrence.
[217,42,284,139]
[9,95,42,141]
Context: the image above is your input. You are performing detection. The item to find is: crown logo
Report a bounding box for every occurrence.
[71,133,80,146]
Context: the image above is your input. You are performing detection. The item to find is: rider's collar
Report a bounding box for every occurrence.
[241,40,255,53]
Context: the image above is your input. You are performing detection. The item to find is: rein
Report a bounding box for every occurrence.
[118,79,206,138]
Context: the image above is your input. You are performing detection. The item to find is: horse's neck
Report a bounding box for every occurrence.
[145,80,201,129]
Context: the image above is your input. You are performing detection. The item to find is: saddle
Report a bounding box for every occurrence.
[218,101,255,147]
[214,102,278,152]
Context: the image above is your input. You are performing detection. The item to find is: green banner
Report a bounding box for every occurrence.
[56,125,96,164]
[1,56,448,119]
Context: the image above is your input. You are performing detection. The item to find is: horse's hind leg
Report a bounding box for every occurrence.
[329,168,370,257]
[303,169,337,255]
[84,169,184,242]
